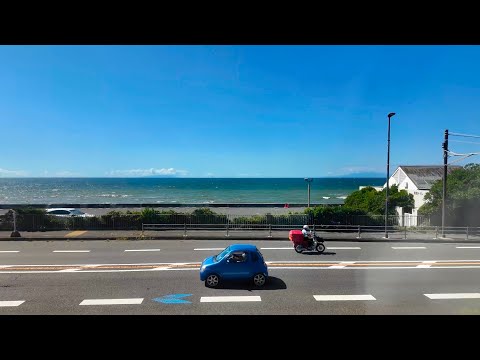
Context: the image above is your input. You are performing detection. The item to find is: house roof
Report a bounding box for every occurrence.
[398,165,462,190]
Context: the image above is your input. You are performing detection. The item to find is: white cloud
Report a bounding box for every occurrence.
[0,168,28,177]
[106,168,189,177]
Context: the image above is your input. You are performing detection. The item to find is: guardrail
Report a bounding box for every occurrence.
[141,223,480,240]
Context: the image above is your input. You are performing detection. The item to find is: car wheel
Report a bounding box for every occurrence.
[316,243,325,253]
[253,273,266,287]
[205,274,220,288]
[294,244,304,253]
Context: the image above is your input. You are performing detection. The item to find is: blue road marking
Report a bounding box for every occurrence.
[153,294,192,304]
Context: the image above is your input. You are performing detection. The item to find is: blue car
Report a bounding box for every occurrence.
[200,244,269,288]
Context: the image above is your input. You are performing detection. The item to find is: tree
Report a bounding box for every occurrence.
[344,185,414,215]
[419,163,480,226]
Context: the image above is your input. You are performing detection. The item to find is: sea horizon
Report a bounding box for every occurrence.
[0,177,385,205]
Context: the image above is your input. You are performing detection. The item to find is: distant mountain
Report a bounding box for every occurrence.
[337,172,385,178]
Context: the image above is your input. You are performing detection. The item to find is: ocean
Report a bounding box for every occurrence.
[0,178,384,205]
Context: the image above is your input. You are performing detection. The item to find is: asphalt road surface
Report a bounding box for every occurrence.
[1,239,480,314]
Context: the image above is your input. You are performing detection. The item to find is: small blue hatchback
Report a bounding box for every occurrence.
[200,244,269,288]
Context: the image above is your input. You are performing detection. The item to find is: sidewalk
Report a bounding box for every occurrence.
[1,229,480,243]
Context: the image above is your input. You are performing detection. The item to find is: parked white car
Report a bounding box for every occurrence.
[46,208,94,217]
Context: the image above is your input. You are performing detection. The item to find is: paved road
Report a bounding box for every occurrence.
[1,240,480,314]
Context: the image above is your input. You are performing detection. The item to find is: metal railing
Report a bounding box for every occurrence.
[2,212,480,240]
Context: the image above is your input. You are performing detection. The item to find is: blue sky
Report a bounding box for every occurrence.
[1,45,480,178]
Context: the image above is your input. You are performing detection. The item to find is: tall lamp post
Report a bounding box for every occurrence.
[304,178,313,208]
[385,112,396,239]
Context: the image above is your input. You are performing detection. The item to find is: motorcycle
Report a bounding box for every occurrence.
[289,229,325,254]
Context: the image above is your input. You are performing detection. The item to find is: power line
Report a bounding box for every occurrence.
[449,132,480,139]
[449,139,480,146]
[449,154,477,165]
[447,150,480,157]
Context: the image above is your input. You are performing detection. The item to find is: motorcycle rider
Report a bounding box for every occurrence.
[302,225,314,248]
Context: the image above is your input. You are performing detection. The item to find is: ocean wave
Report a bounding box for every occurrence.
[98,194,130,198]
[322,196,330,199]
[337,196,347,199]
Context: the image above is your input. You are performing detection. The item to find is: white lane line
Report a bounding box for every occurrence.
[80,298,144,305]
[392,247,427,250]
[417,260,436,268]
[194,248,224,251]
[314,295,376,301]
[53,250,91,253]
[58,269,80,272]
[456,246,480,249]
[0,251,19,253]
[124,249,160,252]
[260,247,291,250]
[0,301,25,307]
[327,247,361,250]
[326,261,356,268]
[200,296,261,303]
[425,293,480,300]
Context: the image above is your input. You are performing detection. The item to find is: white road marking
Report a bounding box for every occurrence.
[328,261,355,268]
[416,260,436,268]
[314,295,376,301]
[4,265,480,274]
[200,296,261,303]
[260,247,291,250]
[0,301,25,307]
[53,250,91,253]
[0,251,19,253]
[124,249,160,252]
[424,293,480,300]
[391,247,427,250]
[194,248,224,251]
[456,246,480,249]
[80,298,144,305]
[58,269,80,272]
[327,247,361,250]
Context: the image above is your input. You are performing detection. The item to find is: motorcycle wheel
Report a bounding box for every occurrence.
[316,243,326,253]
[294,245,304,253]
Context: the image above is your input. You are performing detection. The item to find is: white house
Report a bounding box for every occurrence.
[385,165,461,225]
[360,165,462,226]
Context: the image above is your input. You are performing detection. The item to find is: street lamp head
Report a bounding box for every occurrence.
[304,178,313,182]
[388,112,396,119]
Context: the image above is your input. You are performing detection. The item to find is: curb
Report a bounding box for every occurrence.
[1,236,480,244]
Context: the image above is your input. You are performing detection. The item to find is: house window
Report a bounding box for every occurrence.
[405,182,408,189]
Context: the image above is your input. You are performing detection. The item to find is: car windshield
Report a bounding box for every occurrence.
[214,246,231,262]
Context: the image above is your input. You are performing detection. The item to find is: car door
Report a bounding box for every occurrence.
[222,251,250,279]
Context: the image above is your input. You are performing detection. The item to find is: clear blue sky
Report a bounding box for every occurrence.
[1,45,480,178]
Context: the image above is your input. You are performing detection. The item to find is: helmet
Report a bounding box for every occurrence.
[303,225,310,230]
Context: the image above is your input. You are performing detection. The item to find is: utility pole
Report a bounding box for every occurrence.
[442,129,449,238]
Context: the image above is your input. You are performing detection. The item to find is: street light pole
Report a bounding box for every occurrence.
[385,112,396,239]
[304,178,313,208]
